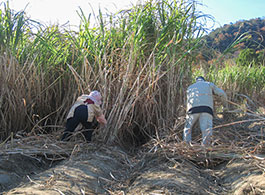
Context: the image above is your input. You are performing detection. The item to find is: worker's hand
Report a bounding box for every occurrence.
[96,114,107,125]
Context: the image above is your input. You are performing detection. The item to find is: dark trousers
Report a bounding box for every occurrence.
[61,105,95,142]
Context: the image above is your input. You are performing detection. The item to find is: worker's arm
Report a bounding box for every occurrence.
[93,104,107,125]
[211,83,229,109]
[96,114,107,125]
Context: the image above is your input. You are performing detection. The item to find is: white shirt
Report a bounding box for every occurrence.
[186,80,227,111]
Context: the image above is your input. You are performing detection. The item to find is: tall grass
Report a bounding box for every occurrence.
[77,0,204,145]
[193,58,265,110]
[0,0,26,53]
[4,0,262,148]
[0,2,79,138]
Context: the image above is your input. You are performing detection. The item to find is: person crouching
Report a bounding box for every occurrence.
[61,90,107,142]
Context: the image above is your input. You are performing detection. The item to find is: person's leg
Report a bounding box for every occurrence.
[74,105,97,142]
[61,105,88,141]
[61,117,80,141]
[81,121,94,141]
[183,113,199,144]
[199,113,213,146]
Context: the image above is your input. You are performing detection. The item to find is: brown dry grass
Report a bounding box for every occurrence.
[0,108,264,194]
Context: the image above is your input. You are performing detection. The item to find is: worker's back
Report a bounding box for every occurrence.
[186,81,215,111]
[66,94,103,122]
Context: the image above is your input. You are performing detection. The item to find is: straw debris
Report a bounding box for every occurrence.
[0,110,264,194]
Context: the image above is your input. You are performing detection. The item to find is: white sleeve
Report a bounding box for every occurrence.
[210,83,228,107]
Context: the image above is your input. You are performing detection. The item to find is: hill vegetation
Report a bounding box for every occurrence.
[200,17,265,66]
[206,17,265,52]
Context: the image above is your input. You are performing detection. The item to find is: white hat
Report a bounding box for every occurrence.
[88,90,102,105]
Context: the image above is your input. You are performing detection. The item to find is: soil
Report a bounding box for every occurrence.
[0,143,264,195]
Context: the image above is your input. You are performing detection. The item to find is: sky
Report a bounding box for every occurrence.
[7,0,142,29]
[199,0,265,30]
[4,0,265,31]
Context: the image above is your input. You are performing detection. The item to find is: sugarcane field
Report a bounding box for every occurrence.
[0,0,265,194]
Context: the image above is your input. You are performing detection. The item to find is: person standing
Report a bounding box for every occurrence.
[61,90,107,142]
[183,76,228,146]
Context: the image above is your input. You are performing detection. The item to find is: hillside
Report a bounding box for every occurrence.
[204,17,265,53]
